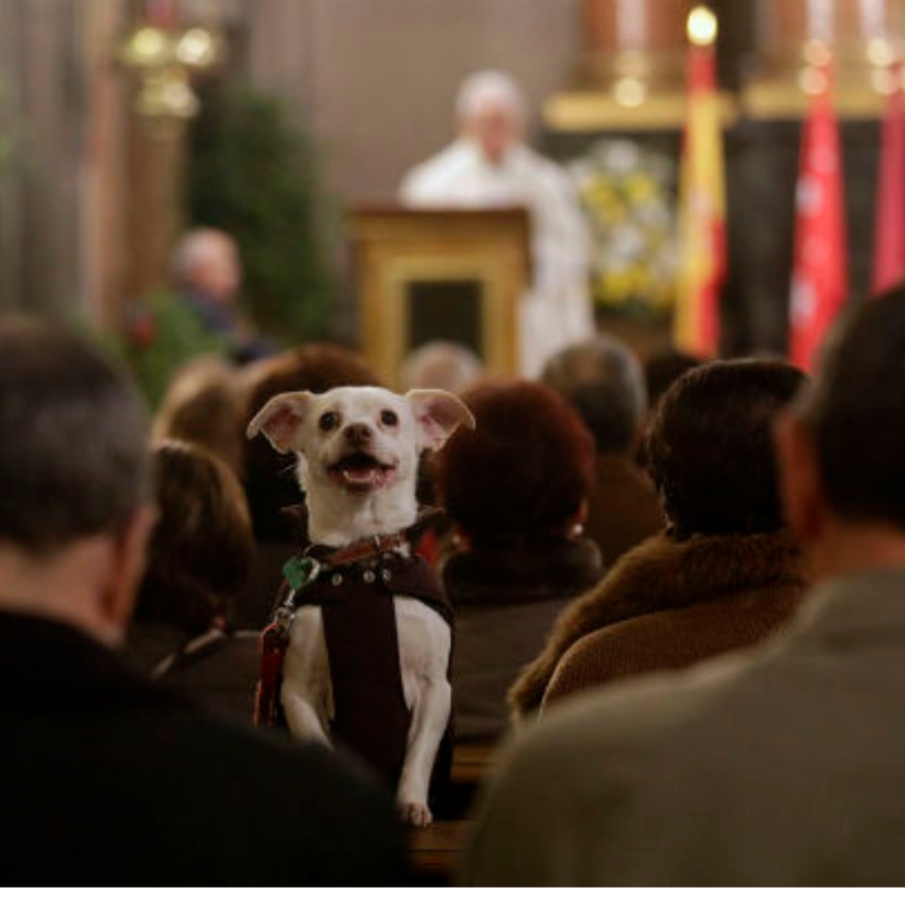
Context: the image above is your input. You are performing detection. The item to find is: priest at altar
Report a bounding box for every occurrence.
[399,70,595,377]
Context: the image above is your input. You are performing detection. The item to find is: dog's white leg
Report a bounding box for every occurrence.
[397,675,451,827]
[396,598,452,827]
[281,606,333,746]
[281,686,332,745]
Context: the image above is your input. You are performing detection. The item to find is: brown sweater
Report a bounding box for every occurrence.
[508,530,808,719]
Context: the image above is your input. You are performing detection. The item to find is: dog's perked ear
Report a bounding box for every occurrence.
[246,391,315,454]
[406,389,476,452]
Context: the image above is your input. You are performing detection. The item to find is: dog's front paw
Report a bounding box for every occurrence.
[399,801,433,828]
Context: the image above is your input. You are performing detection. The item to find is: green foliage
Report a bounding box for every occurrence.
[110,289,230,411]
[186,80,336,343]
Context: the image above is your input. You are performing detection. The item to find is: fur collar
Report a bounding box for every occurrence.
[508,529,805,716]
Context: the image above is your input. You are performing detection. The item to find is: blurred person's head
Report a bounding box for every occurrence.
[134,440,254,636]
[456,70,526,166]
[242,344,381,540]
[776,285,905,579]
[646,359,806,541]
[0,317,154,646]
[171,227,241,304]
[399,341,484,394]
[153,356,245,476]
[541,335,647,456]
[432,380,595,548]
[644,347,705,411]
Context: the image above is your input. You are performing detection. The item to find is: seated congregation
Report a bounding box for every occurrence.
[6,285,905,886]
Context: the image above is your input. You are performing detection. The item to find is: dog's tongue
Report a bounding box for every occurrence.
[340,462,382,487]
[330,454,391,491]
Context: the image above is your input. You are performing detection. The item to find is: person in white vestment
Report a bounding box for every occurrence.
[399,70,595,377]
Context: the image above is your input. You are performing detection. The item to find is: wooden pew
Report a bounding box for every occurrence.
[406,742,498,884]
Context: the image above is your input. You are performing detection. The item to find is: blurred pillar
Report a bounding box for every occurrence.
[81,1,132,329]
[118,0,228,309]
[546,0,740,131]
[581,0,690,57]
[578,0,689,91]
[0,0,84,317]
[745,0,905,118]
[760,0,898,50]
[122,113,188,304]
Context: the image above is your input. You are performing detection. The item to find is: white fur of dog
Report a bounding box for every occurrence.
[247,385,474,827]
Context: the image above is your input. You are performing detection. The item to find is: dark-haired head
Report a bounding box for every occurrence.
[644,346,706,412]
[647,359,807,539]
[432,379,595,546]
[790,284,905,531]
[135,440,254,635]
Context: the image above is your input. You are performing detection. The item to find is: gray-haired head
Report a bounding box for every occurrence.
[455,70,528,166]
[540,334,647,456]
[0,317,151,554]
[169,227,241,302]
[455,70,527,124]
[399,341,484,394]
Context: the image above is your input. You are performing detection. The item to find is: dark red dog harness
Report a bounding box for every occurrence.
[255,525,452,793]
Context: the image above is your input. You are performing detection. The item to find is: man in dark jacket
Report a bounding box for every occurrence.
[0,318,406,887]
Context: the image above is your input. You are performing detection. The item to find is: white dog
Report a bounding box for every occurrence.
[247,385,474,827]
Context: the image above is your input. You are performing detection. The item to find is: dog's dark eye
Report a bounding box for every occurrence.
[380,409,399,427]
[319,411,339,431]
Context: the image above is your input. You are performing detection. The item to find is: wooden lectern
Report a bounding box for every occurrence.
[349,206,531,388]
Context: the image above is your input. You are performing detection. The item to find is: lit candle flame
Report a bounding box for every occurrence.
[688,6,718,47]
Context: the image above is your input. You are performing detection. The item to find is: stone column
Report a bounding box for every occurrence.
[80,0,132,329]
[0,0,85,317]
[578,0,690,90]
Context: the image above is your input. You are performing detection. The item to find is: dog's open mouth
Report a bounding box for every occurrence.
[327,453,396,492]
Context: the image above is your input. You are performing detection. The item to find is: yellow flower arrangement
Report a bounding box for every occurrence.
[569,140,678,317]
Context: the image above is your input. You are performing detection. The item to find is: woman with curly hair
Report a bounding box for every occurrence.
[431,379,604,743]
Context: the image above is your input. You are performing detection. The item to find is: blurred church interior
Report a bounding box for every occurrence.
[0,0,902,388]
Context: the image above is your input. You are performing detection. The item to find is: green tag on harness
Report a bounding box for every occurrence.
[283,556,318,592]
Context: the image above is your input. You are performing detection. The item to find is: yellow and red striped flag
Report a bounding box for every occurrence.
[673,7,726,358]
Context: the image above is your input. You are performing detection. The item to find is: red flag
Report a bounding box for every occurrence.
[788,61,848,372]
[872,61,905,294]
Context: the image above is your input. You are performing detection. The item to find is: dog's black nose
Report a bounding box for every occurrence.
[343,423,373,446]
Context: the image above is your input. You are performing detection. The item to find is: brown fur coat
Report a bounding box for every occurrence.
[508,529,807,718]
